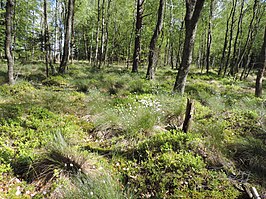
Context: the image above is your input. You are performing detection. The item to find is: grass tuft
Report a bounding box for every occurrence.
[30,132,89,184]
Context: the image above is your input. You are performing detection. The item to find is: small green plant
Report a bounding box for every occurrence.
[74,79,90,92]
[42,75,69,87]
[63,172,125,199]
[117,131,240,198]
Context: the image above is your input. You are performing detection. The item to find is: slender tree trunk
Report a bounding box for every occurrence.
[110,21,117,64]
[53,0,58,63]
[198,19,206,71]
[59,1,65,63]
[44,0,54,76]
[132,0,144,73]
[255,26,266,97]
[156,28,164,68]
[237,0,258,75]
[59,25,63,62]
[146,0,165,80]
[164,40,169,66]
[223,0,237,76]
[206,0,213,74]
[176,20,184,69]
[218,3,234,76]
[59,0,74,74]
[169,0,174,69]
[127,7,136,68]
[44,0,49,77]
[98,0,105,68]
[103,0,111,66]
[12,0,16,61]
[83,26,88,60]
[240,0,262,80]
[5,0,15,85]
[201,21,207,68]
[94,0,100,67]
[70,0,75,64]
[173,0,205,94]
[31,10,35,60]
[89,26,94,65]
[230,0,245,76]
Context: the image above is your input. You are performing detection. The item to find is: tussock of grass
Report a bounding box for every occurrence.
[63,172,125,199]
[229,137,266,181]
[30,132,125,198]
[31,133,88,183]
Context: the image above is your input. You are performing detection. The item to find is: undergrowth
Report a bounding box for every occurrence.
[0,63,265,198]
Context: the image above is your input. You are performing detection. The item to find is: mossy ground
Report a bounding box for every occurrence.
[0,62,265,198]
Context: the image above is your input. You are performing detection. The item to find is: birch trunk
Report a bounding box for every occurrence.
[146,0,165,80]
[5,0,15,85]
[173,0,205,94]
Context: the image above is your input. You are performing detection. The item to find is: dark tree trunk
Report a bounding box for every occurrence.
[230,0,245,76]
[218,2,234,76]
[206,0,213,74]
[223,0,237,77]
[5,0,15,85]
[240,0,262,80]
[255,30,266,97]
[146,0,165,80]
[237,0,258,77]
[44,0,55,76]
[99,0,105,68]
[59,0,74,74]
[132,0,144,73]
[94,0,100,66]
[182,98,194,133]
[173,0,205,94]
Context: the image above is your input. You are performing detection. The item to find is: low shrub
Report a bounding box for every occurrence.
[117,131,240,198]
[42,76,69,87]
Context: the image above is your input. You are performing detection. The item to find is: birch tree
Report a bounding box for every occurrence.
[59,0,75,74]
[132,0,144,73]
[255,26,266,97]
[5,0,15,84]
[146,0,165,80]
[173,0,205,94]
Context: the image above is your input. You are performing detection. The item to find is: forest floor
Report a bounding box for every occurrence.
[0,61,265,198]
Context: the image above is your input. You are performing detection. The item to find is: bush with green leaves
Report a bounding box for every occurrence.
[42,75,70,87]
[116,131,240,198]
